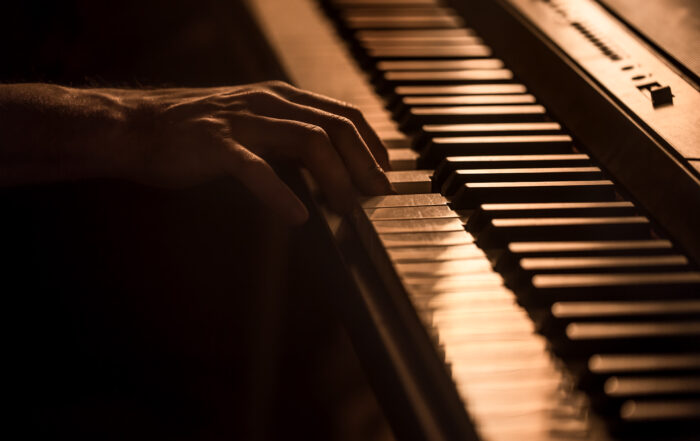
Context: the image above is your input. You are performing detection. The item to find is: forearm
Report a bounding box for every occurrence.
[0,83,130,185]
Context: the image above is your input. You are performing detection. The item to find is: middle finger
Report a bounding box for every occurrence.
[244,91,394,196]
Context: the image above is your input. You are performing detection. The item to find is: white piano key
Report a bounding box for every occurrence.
[396,259,494,276]
[405,273,504,293]
[380,231,474,248]
[365,204,457,220]
[386,170,433,193]
[372,217,464,234]
[361,193,448,208]
[387,244,485,262]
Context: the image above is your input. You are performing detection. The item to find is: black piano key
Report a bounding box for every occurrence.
[573,351,700,390]
[362,35,484,50]
[539,301,700,360]
[590,376,700,422]
[382,69,513,87]
[403,94,535,106]
[569,355,700,428]
[580,353,700,389]
[467,201,635,233]
[517,255,690,277]
[432,153,588,188]
[589,354,700,377]
[541,299,700,335]
[401,105,548,131]
[441,166,603,195]
[401,97,538,126]
[341,6,456,18]
[605,376,700,399]
[524,272,700,305]
[617,399,700,428]
[343,15,464,30]
[495,239,678,273]
[367,45,491,60]
[390,84,529,108]
[421,134,573,167]
[330,0,442,5]
[552,320,700,356]
[540,301,700,355]
[395,84,527,96]
[509,254,692,289]
[355,28,475,40]
[381,71,515,98]
[605,376,700,402]
[416,122,562,148]
[376,59,503,71]
[505,240,676,259]
[423,120,560,133]
[476,216,651,249]
[450,180,616,210]
[395,94,537,123]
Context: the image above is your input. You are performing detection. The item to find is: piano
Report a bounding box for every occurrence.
[246,0,700,440]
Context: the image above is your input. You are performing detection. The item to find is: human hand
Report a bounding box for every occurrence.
[0,82,394,224]
[115,81,393,224]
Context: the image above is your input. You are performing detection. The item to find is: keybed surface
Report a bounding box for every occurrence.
[247,0,700,439]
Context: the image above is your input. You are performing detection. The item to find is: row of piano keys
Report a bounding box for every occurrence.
[317,0,700,440]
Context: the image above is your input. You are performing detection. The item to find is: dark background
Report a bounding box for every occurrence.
[2,1,390,440]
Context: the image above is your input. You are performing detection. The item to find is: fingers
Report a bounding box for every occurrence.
[140,83,396,222]
[222,112,358,214]
[264,81,391,170]
[217,137,309,225]
[239,91,394,196]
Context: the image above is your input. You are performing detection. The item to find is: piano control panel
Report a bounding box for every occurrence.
[505,0,699,160]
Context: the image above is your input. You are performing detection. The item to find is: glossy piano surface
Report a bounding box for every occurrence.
[246,0,700,440]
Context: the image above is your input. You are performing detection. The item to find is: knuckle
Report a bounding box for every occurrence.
[247,89,280,102]
[304,123,331,143]
[300,123,331,158]
[263,80,291,90]
[207,97,229,109]
[193,117,228,136]
[343,103,364,121]
[332,114,356,133]
[240,89,282,111]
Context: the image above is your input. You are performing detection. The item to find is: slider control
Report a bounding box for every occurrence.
[637,81,673,107]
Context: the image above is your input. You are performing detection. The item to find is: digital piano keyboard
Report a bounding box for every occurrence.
[246,0,700,440]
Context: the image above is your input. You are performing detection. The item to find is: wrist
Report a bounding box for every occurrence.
[63,87,134,181]
[0,84,135,182]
